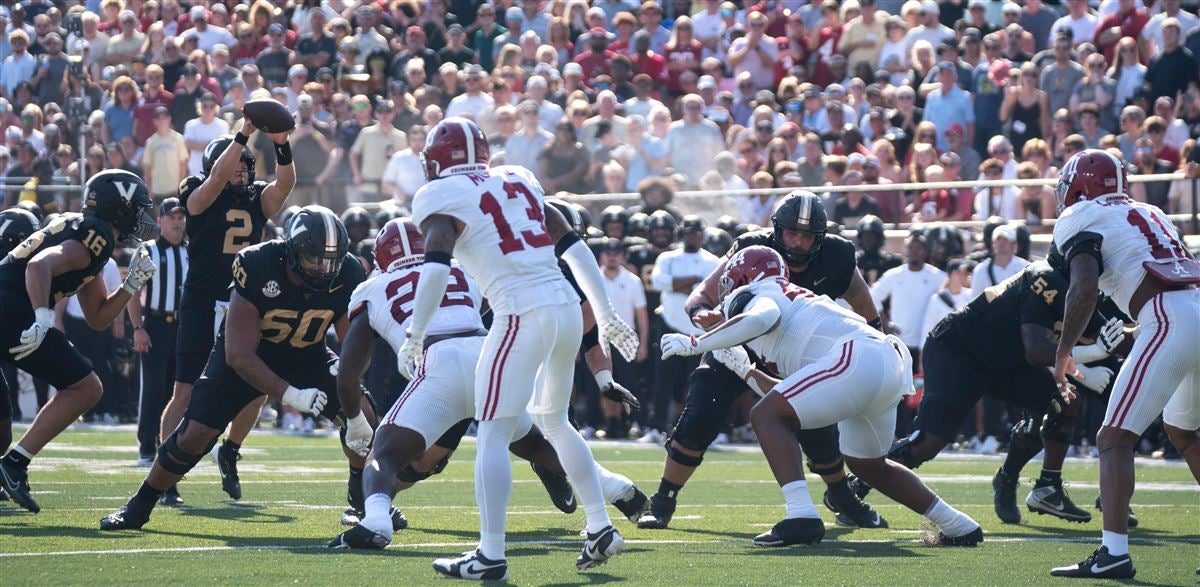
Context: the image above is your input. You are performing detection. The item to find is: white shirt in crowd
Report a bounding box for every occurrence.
[651,247,720,335]
[445,92,496,121]
[922,286,974,343]
[973,186,1021,221]
[602,267,647,331]
[65,258,121,319]
[971,256,1030,297]
[871,263,947,349]
[183,117,230,175]
[382,147,427,204]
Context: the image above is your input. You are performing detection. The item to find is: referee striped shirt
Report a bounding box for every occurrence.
[139,237,189,314]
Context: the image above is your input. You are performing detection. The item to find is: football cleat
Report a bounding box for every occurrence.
[577,525,625,570]
[0,489,8,501]
[432,549,509,581]
[753,517,825,547]
[1094,495,1138,528]
[99,501,152,530]
[340,507,408,531]
[531,462,577,514]
[327,524,390,550]
[1026,481,1091,523]
[935,525,984,547]
[0,460,40,513]
[823,484,887,528]
[212,442,242,500]
[636,493,675,529]
[613,485,650,523]
[158,485,184,507]
[992,468,1021,524]
[1050,546,1135,579]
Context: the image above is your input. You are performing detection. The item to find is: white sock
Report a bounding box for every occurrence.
[781,479,820,519]
[924,497,979,537]
[533,411,611,534]
[1102,530,1129,556]
[361,493,394,539]
[476,416,522,560]
[595,464,633,504]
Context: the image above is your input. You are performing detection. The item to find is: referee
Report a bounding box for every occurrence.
[126,198,188,466]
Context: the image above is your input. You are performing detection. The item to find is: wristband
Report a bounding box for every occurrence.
[233,132,249,146]
[273,141,293,166]
[425,250,452,266]
[594,369,614,389]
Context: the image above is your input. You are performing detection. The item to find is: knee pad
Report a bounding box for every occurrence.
[806,456,845,477]
[887,429,929,469]
[664,440,704,468]
[795,425,842,465]
[397,455,450,483]
[1041,416,1075,445]
[156,427,211,476]
[670,404,731,453]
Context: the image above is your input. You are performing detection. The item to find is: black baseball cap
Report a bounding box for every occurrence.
[159,197,185,217]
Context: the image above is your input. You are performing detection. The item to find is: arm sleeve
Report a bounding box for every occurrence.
[694,295,781,353]
[560,237,617,321]
[408,260,450,339]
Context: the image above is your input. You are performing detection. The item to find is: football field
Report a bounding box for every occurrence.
[1,425,1196,586]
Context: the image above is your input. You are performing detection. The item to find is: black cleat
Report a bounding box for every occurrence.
[432,549,509,581]
[213,442,242,500]
[613,485,649,523]
[1050,546,1135,579]
[1094,495,1138,528]
[0,459,40,513]
[847,474,872,501]
[823,484,887,528]
[531,462,576,514]
[341,506,408,531]
[753,517,825,547]
[158,485,184,507]
[936,525,983,547]
[327,524,390,550]
[390,506,408,531]
[99,501,152,530]
[992,468,1021,524]
[577,525,625,570]
[636,493,675,529]
[1026,481,1091,523]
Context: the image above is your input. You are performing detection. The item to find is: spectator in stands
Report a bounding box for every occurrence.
[664,93,723,187]
[1040,36,1084,117]
[1,30,35,99]
[141,106,187,201]
[1130,136,1175,209]
[924,61,975,151]
[104,75,138,144]
[1167,140,1200,215]
[1050,0,1099,48]
[973,158,1020,220]
[613,114,665,191]
[181,92,227,176]
[871,230,946,362]
[729,11,777,91]
[1143,18,1200,103]
[381,125,427,208]
[1000,62,1049,155]
[539,121,591,194]
[988,135,1019,179]
[1116,104,1146,162]
[107,10,145,67]
[1093,0,1148,65]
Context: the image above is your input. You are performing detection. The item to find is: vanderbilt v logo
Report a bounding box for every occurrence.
[114,182,138,202]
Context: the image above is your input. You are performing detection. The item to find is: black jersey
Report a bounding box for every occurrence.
[627,242,664,313]
[225,240,365,365]
[0,213,115,307]
[727,230,858,299]
[179,176,270,300]
[857,250,905,287]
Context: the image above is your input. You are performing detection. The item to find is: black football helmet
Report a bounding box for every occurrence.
[341,206,373,243]
[202,135,256,199]
[855,214,885,251]
[374,206,403,231]
[16,199,44,224]
[715,215,740,236]
[285,205,350,292]
[83,169,155,246]
[600,205,629,236]
[678,214,706,237]
[771,190,827,265]
[703,226,734,257]
[545,197,586,236]
[0,208,40,256]
[626,211,649,238]
[646,210,677,248]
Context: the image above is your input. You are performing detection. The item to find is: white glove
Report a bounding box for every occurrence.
[328,359,339,377]
[9,307,55,361]
[397,334,424,380]
[122,247,157,294]
[1072,318,1125,364]
[282,386,327,415]
[598,312,639,362]
[660,333,701,359]
[343,412,374,456]
[713,345,753,379]
[1073,364,1114,394]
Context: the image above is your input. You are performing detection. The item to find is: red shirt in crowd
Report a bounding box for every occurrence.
[575,49,615,85]
[133,89,174,145]
[662,40,702,95]
[631,51,669,86]
[916,188,954,221]
[1093,7,1149,64]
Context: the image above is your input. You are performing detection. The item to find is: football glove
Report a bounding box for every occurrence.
[397,334,424,380]
[343,413,373,456]
[713,345,753,379]
[598,312,639,362]
[282,386,327,416]
[9,307,55,361]
[1072,363,1113,394]
[660,333,701,359]
[122,246,157,294]
[595,370,640,414]
[1072,318,1125,364]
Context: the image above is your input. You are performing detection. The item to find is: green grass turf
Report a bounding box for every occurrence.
[1,426,1196,586]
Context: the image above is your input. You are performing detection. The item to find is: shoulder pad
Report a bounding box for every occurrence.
[178,175,204,199]
[722,285,758,318]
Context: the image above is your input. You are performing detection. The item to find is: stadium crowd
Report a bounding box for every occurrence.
[1,0,1198,462]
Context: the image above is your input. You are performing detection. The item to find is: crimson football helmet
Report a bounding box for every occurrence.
[719,245,788,301]
[422,117,490,180]
[374,217,425,271]
[1056,148,1128,213]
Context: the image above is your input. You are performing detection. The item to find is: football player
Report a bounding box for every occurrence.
[637,191,887,531]
[406,118,639,579]
[99,206,371,530]
[854,215,903,286]
[0,170,157,513]
[1050,149,1199,579]
[327,218,646,550]
[0,208,45,465]
[660,246,982,547]
[165,121,295,505]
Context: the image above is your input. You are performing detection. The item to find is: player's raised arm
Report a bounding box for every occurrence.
[188,121,258,216]
[397,214,463,378]
[259,128,297,219]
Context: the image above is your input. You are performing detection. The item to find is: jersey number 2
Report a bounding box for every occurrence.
[223,209,254,254]
[479,182,553,254]
[386,267,473,325]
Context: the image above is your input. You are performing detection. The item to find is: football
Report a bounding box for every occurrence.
[242,98,296,133]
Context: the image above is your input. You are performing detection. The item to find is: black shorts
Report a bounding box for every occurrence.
[174,289,223,384]
[918,332,1057,440]
[0,292,94,390]
[183,339,345,430]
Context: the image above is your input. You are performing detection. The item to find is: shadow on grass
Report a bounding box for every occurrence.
[0,523,148,542]
[171,501,298,525]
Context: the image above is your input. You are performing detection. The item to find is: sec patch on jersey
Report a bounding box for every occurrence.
[243,99,295,133]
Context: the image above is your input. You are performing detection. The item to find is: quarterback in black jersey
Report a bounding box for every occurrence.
[855,215,904,286]
[637,191,886,531]
[101,207,371,531]
[162,121,295,505]
[890,248,1128,525]
[0,170,156,513]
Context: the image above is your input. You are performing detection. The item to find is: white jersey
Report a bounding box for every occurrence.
[723,277,881,377]
[411,164,578,315]
[348,260,484,355]
[1053,196,1192,316]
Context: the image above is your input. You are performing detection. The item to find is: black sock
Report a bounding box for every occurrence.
[222,439,241,453]
[657,479,683,500]
[1002,435,1042,478]
[348,466,365,510]
[2,449,31,470]
[1037,468,1062,486]
[134,481,165,505]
